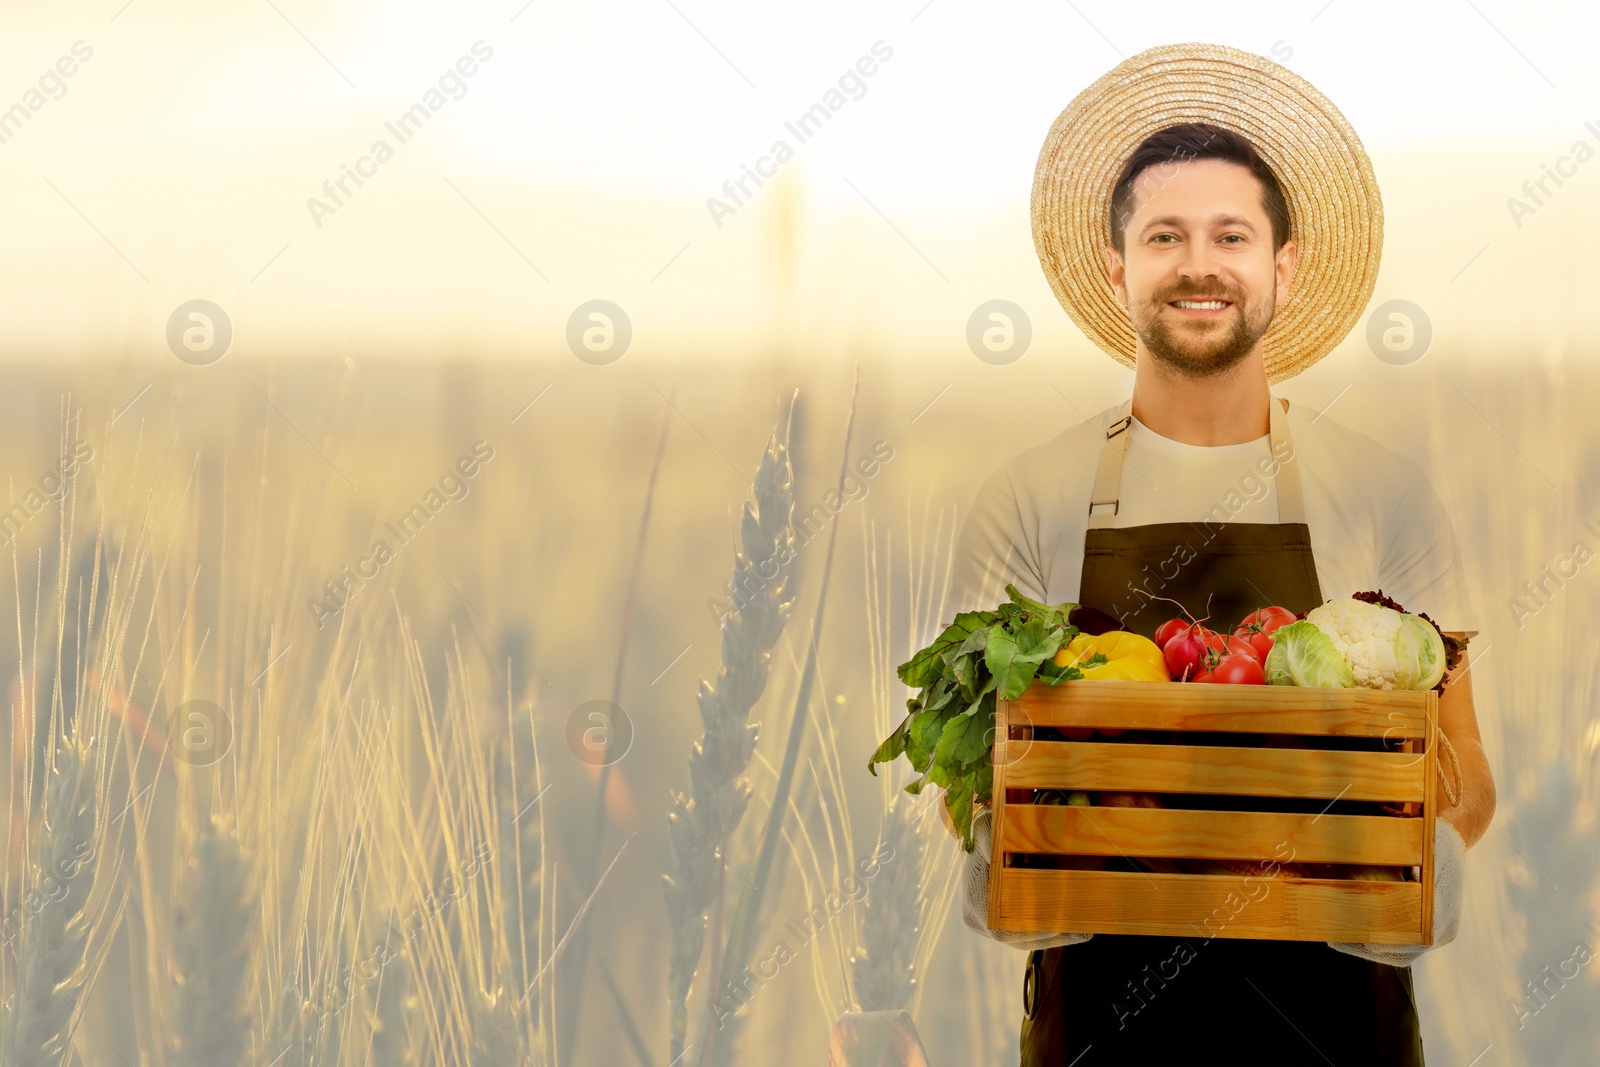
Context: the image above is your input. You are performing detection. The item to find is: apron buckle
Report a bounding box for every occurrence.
[1105,414,1132,438]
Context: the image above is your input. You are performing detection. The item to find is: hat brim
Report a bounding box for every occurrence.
[1031,42,1384,384]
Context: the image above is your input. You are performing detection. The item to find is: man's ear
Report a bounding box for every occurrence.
[1274,237,1298,309]
[1104,245,1126,307]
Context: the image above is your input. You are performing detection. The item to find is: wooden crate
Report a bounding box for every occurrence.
[987,679,1439,945]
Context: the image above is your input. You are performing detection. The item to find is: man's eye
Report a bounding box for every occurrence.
[1221,235,1245,244]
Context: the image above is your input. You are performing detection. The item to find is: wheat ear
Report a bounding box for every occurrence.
[171,815,256,1067]
[850,793,925,1011]
[662,397,797,1064]
[0,738,98,1067]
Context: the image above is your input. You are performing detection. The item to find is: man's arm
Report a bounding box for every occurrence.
[950,464,1050,614]
[1436,632,1496,848]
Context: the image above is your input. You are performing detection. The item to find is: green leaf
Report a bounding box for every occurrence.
[910,706,952,762]
[985,621,1067,700]
[1019,616,1068,659]
[936,611,992,651]
[972,761,994,803]
[934,707,983,771]
[946,645,977,692]
[946,785,976,852]
[1005,583,1080,630]
[984,627,1021,696]
[1036,658,1084,684]
[924,675,958,714]
[955,710,995,765]
[955,624,993,658]
[905,714,934,772]
[897,649,938,688]
[899,611,991,688]
[905,743,929,774]
[867,711,913,775]
[1013,614,1045,653]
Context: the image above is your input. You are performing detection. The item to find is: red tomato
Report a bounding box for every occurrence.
[1203,631,1259,663]
[1240,606,1298,632]
[1234,606,1297,660]
[1152,617,1190,650]
[1210,652,1266,685]
[1235,629,1273,663]
[1061,726,1095,741]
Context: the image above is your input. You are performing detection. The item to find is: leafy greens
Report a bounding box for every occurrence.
[867,584,1098,851]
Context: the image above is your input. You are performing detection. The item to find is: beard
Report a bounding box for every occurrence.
[1130,285,1274,380]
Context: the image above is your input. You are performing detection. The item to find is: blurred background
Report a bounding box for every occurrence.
[1,1,1597,1064]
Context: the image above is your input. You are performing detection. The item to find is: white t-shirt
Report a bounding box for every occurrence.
[951,394,1482,636]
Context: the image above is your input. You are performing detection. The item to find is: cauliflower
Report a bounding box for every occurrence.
[1301,598,1447,691]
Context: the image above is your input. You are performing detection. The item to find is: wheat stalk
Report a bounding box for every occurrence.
[367,911,415,1067]
[466,988,523,1067]
[0,737,98,1067]
[662,395,798,1065]
[171,815,256,1067]
[491,692,543,1011]
[558,392,673,1065]
[849,793,924,1012]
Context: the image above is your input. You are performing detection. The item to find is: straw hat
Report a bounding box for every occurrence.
[1031,42,1383,384]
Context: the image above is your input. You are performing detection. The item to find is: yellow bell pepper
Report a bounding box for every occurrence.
[1053,631,1170,682]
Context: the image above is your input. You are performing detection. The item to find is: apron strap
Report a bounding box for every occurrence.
[1087,394,1306,528]
[1086,399,1134,529]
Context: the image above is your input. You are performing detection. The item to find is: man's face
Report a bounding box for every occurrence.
[1105,158,1296,380]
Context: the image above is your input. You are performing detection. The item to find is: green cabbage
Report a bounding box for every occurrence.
[1263,620,1357,688]
[1393,613,1447,690]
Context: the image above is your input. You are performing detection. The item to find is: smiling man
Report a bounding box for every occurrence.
[947,43,1495,1066]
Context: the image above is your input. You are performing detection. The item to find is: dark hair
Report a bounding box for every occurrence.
[1108,122,1291,256]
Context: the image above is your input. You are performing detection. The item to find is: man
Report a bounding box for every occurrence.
[948,43,1495,1065]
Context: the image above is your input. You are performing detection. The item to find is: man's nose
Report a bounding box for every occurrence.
[1176,240,1225,282]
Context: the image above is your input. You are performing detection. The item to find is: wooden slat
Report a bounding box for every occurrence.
[987,692,1012,923]
[1001,740,1425,802]
[1422,689,1437,945]
[993,868,1425,943]
[1007,679,1429,738]
[1000,805,1424,866]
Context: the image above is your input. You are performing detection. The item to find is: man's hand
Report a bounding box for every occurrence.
[1437,633,1496,848]
[939,792,958,840]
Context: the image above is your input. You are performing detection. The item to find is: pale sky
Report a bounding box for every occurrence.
[1,1,1596,362]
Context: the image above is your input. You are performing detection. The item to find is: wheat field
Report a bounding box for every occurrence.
[0,345,1594,1066]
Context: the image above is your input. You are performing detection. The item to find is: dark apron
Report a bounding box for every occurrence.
[1019,396,1425,1066]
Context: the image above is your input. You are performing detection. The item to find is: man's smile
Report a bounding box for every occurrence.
[1165,297,1233,318]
